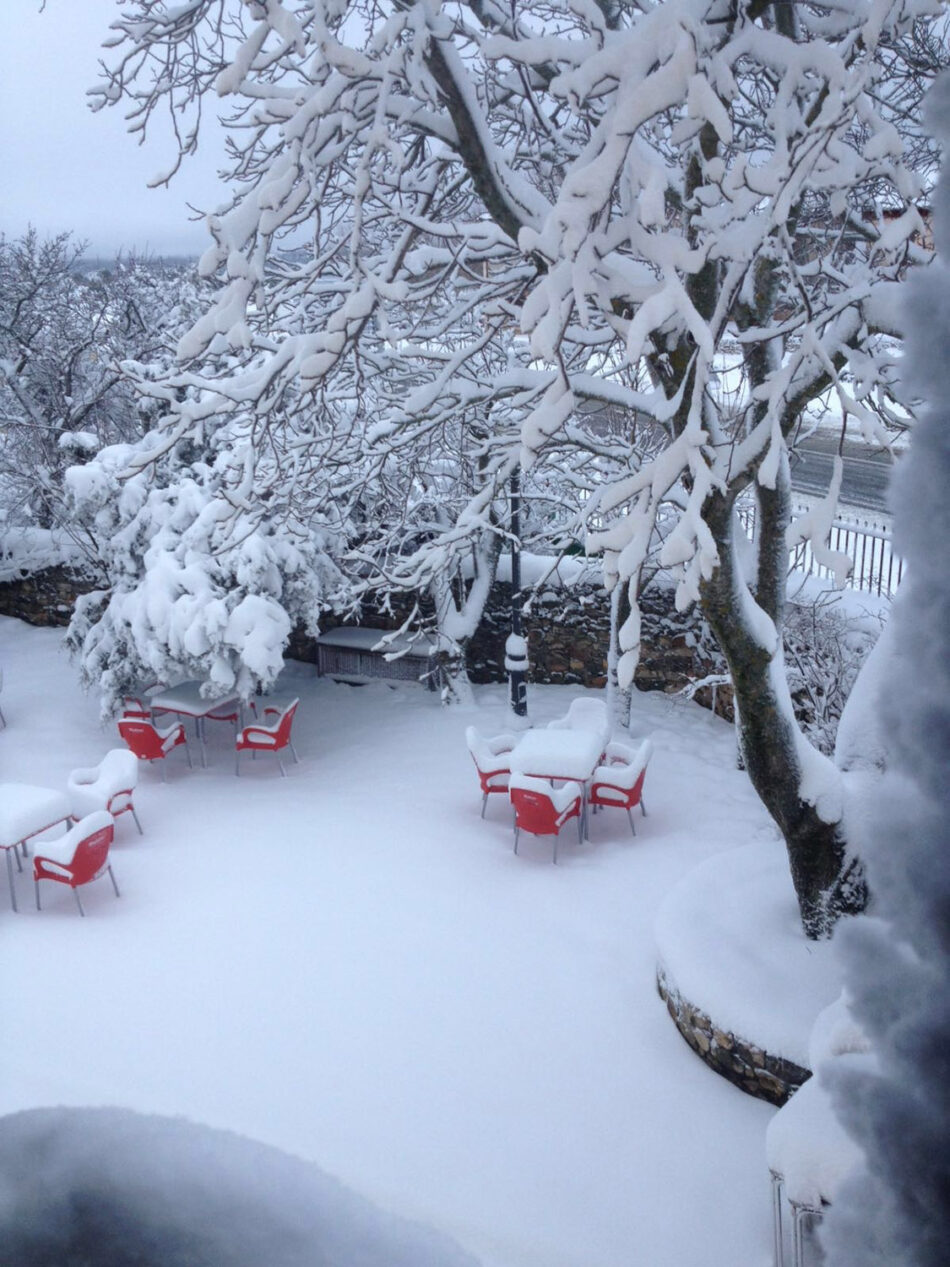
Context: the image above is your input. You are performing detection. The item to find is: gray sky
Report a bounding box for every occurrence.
[0,0,227,259]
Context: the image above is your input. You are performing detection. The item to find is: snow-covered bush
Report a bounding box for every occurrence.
[65,431,348,717]
[821,70,950,1267]
[783,597,885,758]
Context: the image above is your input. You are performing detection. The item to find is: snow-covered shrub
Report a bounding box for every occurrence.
[65,431,349,717]
[783,596,885,757]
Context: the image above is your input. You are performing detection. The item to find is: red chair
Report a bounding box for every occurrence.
[33,810,120,916]
[509,773,583,864]
[589,738,653,835]
[121,696,151,720]
[546,697,610,753]
[120,682,162,720]
[68,749,143,835]
[235,698,299,776]
[117,717,192,781]
[465,727,517,817]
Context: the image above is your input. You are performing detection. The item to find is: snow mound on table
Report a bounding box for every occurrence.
[0,1107,480,1267]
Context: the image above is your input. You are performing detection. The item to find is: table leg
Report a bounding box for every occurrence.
[5,847,18,913]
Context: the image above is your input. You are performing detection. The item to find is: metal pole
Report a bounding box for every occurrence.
[508,465,528,718]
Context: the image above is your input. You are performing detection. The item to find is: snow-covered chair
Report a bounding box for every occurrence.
[465,727,518,817]
[32,810,120,916]
[589,739,653,835]
[546,697,610,753]
[235,698,300,776]
[509,773,583,864]
[118,717,191,780]
[767,994,871,1267]
[67,749,142,836]
[120,682,163,720]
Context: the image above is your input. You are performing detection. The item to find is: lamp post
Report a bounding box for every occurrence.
[506,464,528,718]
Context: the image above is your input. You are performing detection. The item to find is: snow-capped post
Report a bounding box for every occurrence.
[507,465,528,719]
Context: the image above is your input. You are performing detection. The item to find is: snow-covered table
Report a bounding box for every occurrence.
[150,682,242,768]
[509,730,606,840]
[0,783,72,912]
[509,729,605,783]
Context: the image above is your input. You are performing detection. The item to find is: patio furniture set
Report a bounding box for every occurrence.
[0,749,136,915]
[118,682,300,777]
[466,698,654,863]
[0,679,301,916]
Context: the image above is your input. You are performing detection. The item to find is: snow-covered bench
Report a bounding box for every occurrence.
[315,627,442,689]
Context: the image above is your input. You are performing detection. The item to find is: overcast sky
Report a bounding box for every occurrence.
[0,0,227,259]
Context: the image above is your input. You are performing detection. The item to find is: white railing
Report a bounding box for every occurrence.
[739,503,902,598]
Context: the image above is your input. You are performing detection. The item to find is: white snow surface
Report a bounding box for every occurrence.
[0,615,791,1267]
[655,842,844,1068]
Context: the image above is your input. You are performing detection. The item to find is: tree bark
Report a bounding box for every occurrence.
[699,489,867,939]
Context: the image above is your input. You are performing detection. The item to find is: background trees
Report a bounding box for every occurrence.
[76,0,945,935]
[0,229,204,548]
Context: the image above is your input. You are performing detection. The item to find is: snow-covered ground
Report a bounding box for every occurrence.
[0,615,785,1266]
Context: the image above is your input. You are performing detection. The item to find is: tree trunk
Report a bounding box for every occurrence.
[606,579,633,732]
[699,488,867,939]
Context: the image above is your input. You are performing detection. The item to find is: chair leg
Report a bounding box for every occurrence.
[131,806,143,835]
[290,741,300,764]
[74,887,86,917]
[278,754,287,777]
[627,808,636,836]
[34,877,40,911]
[577,813,583,843]
[159,760,167,784]
[513,826,520,855]
[640,797,647,816]
[235,751,242,777]
[107,864,120,898]
[480,791,488,818]
[553,832,559,865]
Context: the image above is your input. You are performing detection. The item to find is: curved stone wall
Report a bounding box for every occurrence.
[656,964,810,1107]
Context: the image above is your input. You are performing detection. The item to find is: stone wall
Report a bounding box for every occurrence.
[466,579,732,718]
[0,565,731,713]
[656,964,810,1106]
[0,565,93,628]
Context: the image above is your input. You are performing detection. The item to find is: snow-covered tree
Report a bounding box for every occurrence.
[820,71,950,1266]
[86,0,946,935]
[65,374,352,715]
[0,229,205,543]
